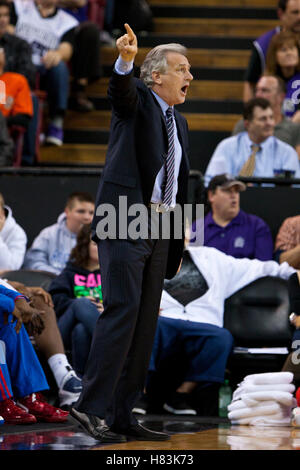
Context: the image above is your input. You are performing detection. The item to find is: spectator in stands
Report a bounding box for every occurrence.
[204,97,300,185]
[0,0,35,88]
[274,214,300,268]
[190,174,273,260]
[58,0,102,112]
[0,48,33,129]
[0,192,27,271]
[24,191,94,275]
[9,0,79,146]
[0,111,14,166]
[233,75,300,159]
[49,224,102,376]
[266,31,300,121]
[138,245,296,416]
[243,0,300,102]
[0,281,69,424]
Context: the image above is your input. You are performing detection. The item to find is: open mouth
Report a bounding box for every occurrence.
[181,85,189,95]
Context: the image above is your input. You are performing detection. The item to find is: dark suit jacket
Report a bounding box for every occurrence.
[92,68,190,279]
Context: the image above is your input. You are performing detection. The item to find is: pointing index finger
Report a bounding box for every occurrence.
[124,23,135,41]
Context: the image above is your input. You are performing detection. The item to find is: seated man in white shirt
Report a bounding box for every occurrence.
[138,245,295,416]
[204,97,300,186]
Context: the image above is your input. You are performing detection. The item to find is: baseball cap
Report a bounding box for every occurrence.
[208,174,246,192]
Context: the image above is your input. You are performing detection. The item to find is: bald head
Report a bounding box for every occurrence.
[255,76,286,110]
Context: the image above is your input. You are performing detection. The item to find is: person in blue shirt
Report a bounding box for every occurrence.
[205,97,300,186]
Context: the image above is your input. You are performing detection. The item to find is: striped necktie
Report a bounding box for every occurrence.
[239,144,261,177]
[162,107,175,208]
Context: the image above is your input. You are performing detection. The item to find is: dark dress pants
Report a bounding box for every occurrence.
[75,230,170,429]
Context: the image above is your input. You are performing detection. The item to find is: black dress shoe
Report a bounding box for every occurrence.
[112,422,170,441]
[70,408,126,443]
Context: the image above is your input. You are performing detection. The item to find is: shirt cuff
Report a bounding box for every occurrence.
[114,56,134,75]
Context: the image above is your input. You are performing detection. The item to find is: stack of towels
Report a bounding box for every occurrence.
[228,372,297,426]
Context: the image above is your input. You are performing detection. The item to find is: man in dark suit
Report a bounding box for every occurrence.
[71,23,193,442]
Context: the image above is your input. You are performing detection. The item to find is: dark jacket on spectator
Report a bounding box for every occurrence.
[48,261,102,318]
[0,111,14,166]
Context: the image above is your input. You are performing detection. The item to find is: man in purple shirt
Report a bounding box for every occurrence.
[191,174,273,260]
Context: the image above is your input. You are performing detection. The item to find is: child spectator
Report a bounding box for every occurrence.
[23,191,94,275]
[49,224,102,376]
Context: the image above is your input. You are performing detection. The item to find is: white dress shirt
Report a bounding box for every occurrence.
[204,132,300,186]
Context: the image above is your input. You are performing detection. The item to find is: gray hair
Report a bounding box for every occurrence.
[140,43,187,87]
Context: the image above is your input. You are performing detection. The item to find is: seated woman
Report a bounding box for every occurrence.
[49,224,102,376]
[265,30,300,121]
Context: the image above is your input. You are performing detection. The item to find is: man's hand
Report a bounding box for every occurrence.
[42,50,62,69]
[86,296,104,313]
[116,23,138,62]
[13,297,45,334]
[27,287,54,307]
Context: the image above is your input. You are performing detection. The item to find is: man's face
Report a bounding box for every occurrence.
[0,6,10,36]
[255,77,283,109]
[209,186,240,221]
[279,0,300,33]
[65,200,94,234]
[152,52,193,106]
[245,106,275,143]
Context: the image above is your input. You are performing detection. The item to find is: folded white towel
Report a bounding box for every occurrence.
[228,403,281,420]
[242,372,294,385]
[232,383,295,401]
[240,391,296,407]
[228,399,277,412]
[231,414,292,426]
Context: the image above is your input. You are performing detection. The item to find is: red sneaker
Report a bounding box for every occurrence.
[0,399,37,424]
[17,393,69,423]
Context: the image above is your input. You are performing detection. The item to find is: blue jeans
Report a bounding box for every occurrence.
[149,317,234,384]
[38,61,69,117]
[58,298,100,375]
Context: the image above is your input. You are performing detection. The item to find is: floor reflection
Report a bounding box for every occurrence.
[1,417,300,450]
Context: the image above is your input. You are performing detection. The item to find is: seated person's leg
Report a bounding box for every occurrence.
[41,62,69,146]
[146,316,184,411]
[182,323,234,385]
[0,322,68,422]
[70,21,102,112]
[22,94,39,166]
[30,293,83,408]
[0,322,48,398]
[71,323,91,377]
